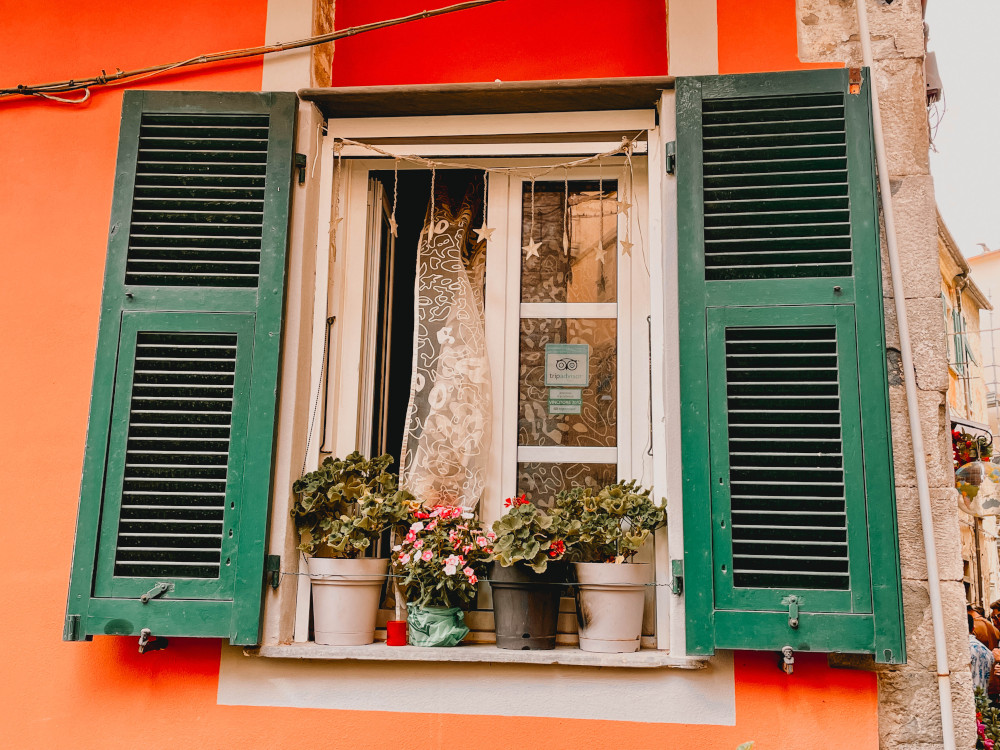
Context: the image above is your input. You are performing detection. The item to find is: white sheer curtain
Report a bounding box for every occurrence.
[400,176,491,510]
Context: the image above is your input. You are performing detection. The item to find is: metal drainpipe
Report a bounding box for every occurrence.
[855,3,957,748]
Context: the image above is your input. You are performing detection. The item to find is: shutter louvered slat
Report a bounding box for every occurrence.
[701,92,852,281]
[113,331,236,579]
[724,323,849,590]
[126,113,269,288]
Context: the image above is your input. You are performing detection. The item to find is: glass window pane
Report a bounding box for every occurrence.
[520,181,617,304]
[518,318,616,447]
[517,462,618,507]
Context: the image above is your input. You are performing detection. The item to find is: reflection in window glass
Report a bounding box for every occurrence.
[518,318,616,447]
[520,181,617,304]
[517,462,618,508]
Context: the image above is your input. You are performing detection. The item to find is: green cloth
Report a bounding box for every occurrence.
[407,605,469,647]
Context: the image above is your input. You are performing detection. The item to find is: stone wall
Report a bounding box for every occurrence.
[796,0,975,747]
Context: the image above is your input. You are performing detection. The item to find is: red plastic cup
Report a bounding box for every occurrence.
[386,620,407,646]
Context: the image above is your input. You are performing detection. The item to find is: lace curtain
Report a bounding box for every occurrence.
[400,176,491,510]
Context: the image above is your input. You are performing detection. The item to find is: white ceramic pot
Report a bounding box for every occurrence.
[573,562,650,653]
[307,557,389,646]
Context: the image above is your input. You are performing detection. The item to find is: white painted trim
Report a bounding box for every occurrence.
[516,446,618,463]
[218,646,737,724]
[667,0,720,77]
[338,140,649,158]
[519,302,618,319]
[659,91,688,657]
[329,110,657,139]
[260,0,314,91]
[483,172,511,527]
[648,98,671,650]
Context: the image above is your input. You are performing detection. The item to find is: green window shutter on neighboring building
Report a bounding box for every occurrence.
[64,91,296,645]
[677,69,904,662]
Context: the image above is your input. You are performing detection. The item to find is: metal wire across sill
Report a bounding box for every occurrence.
[250,642,709,669]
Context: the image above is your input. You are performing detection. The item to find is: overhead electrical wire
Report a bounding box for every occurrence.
[0,0,505,103]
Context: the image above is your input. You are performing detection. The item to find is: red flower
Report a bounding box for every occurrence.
[548,539,566,558]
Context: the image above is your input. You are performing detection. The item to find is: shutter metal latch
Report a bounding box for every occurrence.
[295,153,307,185]
[849,67,863,95]
[140,582,172,604]
[138,628,169,654]
[780,646,795,675]
[783,594,800,629]
[665,141,677,174]
[670,559,684,595]
[266,555,281,589]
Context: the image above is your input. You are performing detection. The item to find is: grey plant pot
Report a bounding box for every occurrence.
[489,561,568,650]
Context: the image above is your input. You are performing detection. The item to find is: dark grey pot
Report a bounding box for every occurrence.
[489,561,568,650]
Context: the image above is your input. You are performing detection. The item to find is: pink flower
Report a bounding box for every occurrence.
[405,531,416,543]
[445,554,463,567]
[410,521,425,532]
[461,544,473,554]
[399,553,411,564]
[476,536,488,547]
[463,567,474,576]
[427,520,438,530]
[391,544,402,552]
[413,539,424,549]
[486,531,496,541]
[444,563,458,575]
[468,574,478,585]
[421,550,433,562]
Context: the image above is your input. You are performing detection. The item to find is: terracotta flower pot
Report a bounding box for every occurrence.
[307,557,388,646]
[489,562,567,650]
[573,562,650,653]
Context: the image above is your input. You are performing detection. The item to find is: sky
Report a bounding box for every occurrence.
[925,0,1000,257]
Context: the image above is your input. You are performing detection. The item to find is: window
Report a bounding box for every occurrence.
[67,70,904,664]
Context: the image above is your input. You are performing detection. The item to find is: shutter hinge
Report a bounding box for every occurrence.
[782,594,800,629]
[849,67,863,95]
[295,153,307,185]
[665,141,677,174]
[266,555,281,589]
[671,559,684,595]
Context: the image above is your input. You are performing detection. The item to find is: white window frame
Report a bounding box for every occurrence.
[278,106,685,657]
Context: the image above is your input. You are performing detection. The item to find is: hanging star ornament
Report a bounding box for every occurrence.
[474,225,495,243]
[616,199,632,215]
[595,245,607,265]
[620,239,633,256]
[523,238,542,260]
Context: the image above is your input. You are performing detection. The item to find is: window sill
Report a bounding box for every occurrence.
[251,642,709,669]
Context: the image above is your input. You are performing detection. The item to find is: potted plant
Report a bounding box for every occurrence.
[556,480,666,653]
[291,452,413,646]
[488,494,580,650]
[391,505,492,647]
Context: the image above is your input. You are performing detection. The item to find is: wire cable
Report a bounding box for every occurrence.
[1,0,505,103]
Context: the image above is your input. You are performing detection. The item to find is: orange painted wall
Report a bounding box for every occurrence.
[1,2,875,748]
[717,0,840,74]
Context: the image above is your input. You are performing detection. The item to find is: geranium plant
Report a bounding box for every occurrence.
[290,452,414,557]
[490,494,581,573]
[555,480,666,563]
[392,505,493,607]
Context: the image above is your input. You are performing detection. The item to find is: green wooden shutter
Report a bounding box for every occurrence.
[64,91,296,645]
[677,69,904,662]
